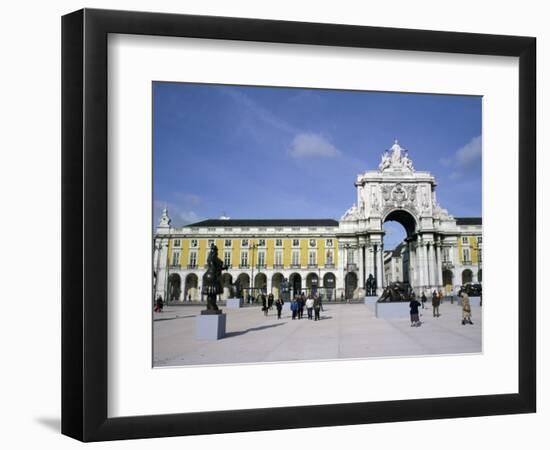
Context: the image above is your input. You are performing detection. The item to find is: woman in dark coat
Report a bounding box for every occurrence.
[275,298,283,319]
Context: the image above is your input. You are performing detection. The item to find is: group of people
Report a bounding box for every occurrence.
[259,291,324,321]
[290,293,323,321]
[409,289,474,327]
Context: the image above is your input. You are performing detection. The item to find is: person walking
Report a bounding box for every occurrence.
[432,290,440,317]
[154,295,164,313]
[275,298,283,319]
[305,295,314,320]
[313,295,321,321]
[262,294,268,316]
[290,298,298,320]
[461,290,473,325]
[421,292,427,309]
[409,296,422,327]
[298,295,305,320]
[268,293,274,310]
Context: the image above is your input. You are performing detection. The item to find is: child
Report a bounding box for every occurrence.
[275,298,283,319]
[409,297,422,327]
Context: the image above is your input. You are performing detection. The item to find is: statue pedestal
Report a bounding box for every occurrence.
[226,298,242,309]
[364,296,378,312]
[375,301,410,319]
[196,312,226,340]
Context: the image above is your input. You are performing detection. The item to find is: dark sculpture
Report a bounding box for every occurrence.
[280,277,290,302]
[201,244,227,314]
[378,281,414,302]
[234,278,242,299]
[366,274,378,296]
[459,283,482,297]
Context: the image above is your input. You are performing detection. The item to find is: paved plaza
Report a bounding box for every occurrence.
[153,301,482,367]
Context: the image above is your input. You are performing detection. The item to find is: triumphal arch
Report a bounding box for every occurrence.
[337,140,465,296]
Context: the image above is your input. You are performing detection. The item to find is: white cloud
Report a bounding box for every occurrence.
[441,135,482,169]
[288,132,341,159]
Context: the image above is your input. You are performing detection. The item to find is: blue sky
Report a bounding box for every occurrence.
[153,82,481,249]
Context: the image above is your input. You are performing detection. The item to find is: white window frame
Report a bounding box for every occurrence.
[275,250,283,266]
[241,239,249,248]
[309,239,316,247]
[326,239,333,247]
[240,251,249,267]
[275,239,283,247]
[462,236,469,245]
[258,251,266,267]
[308,250,316,265]
[224,239,232,247]
[172,251,180,266]
[258,239,266,247]
[224,251,231,267]
[189,251,197,267]
[173,239,181,247]
[190,239,198,248]
[292,239,300,247]
[291,250,300,266]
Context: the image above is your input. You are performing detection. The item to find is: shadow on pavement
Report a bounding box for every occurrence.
[225,322,285,338]
[154,314,196,322]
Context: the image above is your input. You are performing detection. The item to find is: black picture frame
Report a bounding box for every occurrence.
[62,8,536,442]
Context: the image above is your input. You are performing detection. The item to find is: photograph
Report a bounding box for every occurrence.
[152,82,483,367]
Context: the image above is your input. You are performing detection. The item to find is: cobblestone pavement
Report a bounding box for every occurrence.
[153,301,482,367]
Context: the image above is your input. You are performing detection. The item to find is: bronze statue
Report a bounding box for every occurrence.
[378,281,413,302]
[201,244,227,314]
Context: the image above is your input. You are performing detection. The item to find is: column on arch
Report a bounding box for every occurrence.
[407,239,417,289]
[375,241,384,290]
[435,239,443,287]
[155,238,170,299]
[425,240,434,289]
[414,237,422,289]
[358,241,365,289]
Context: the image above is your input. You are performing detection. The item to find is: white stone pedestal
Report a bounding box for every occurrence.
[364,296,378,312]
[375,302,410,319]
[226,298,242,309]
[196,313,226,340]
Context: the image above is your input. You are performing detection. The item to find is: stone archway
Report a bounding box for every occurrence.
[381,208,418,290]
[323,272,336,301]
[254,273,267,293]
[306,273,319,294]
[184,273,198,301]
[271,273,284,299]
[462,269,473,284]
[235,273,250,302]
[340,140,455,294]
[345,272,357,300]
[289,273,302,298]
[442,269,453,294]
[221,273,233,300]
[167,273,182,302]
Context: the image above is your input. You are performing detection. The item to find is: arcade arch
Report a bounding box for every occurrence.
[184,273,198,301]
